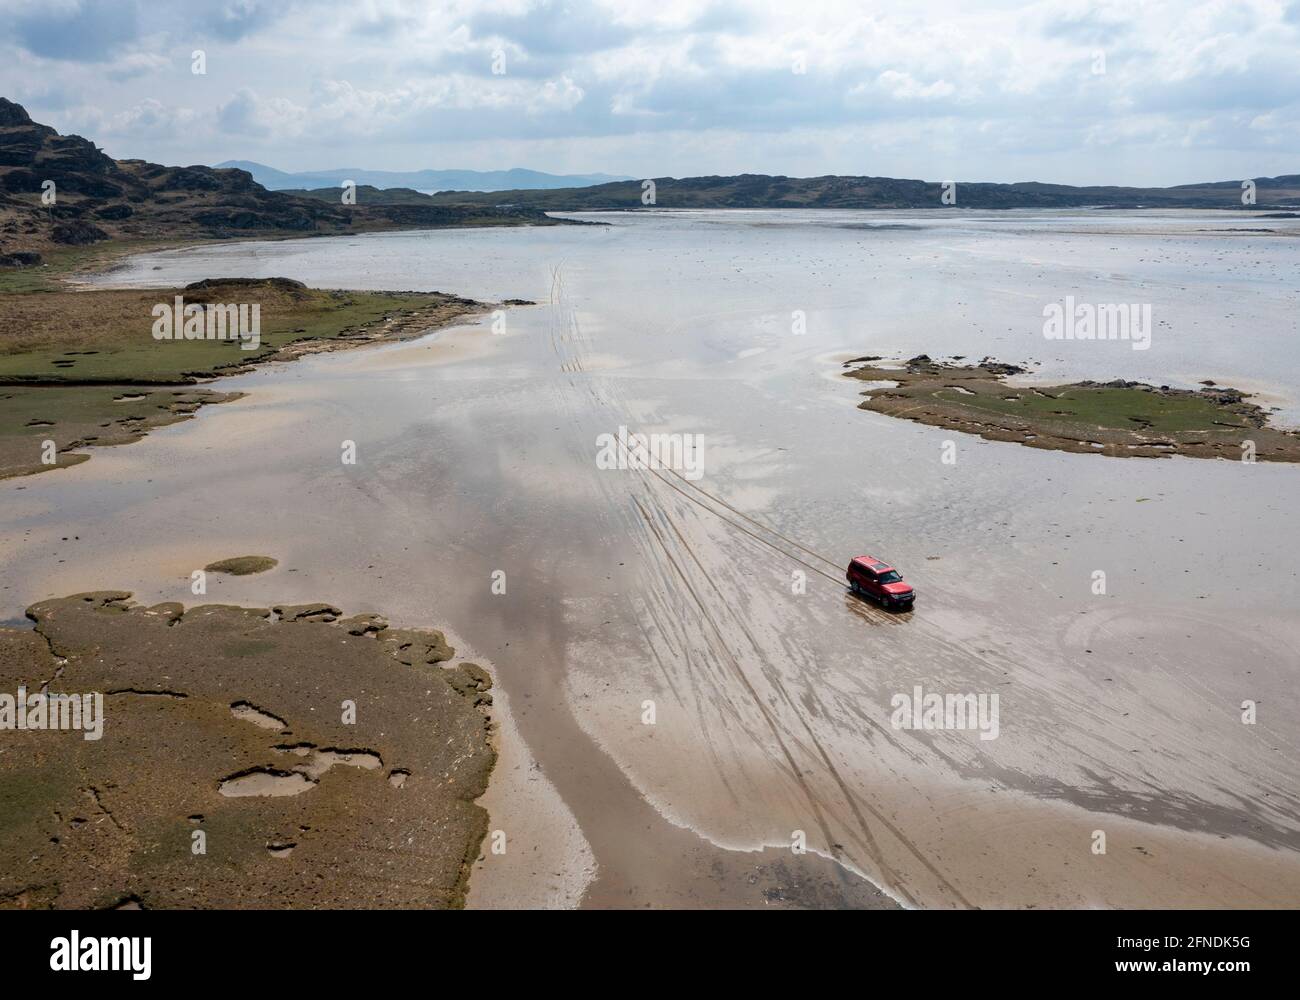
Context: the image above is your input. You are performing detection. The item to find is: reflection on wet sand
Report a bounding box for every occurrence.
[3,210,1298,907]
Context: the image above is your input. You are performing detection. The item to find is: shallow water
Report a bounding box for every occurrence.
[6,209,1300,907]
[86,208,1300,417]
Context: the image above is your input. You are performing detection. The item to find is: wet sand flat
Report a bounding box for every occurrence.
[4,210,1299,908]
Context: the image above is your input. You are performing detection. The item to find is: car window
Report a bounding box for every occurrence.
[878,570,901,583]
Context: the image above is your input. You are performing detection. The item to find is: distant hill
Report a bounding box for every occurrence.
[0,99,578,265]
[427,172,1300,211]
[283,185,445,206]
[217,160,630,193]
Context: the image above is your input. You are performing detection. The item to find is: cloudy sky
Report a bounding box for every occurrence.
[2,0,1297,185]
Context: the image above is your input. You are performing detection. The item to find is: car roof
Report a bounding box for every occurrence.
[852,555,895,573]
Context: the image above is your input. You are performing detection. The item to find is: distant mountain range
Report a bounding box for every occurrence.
[216,160,631,193]
[426,173,1300,211]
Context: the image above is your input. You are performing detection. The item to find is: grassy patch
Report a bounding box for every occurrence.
[939,385,1254,434]
[0,384,241,479]
[0,239,202,294]
[846,356,1300,462]
[0,276,483,478]
[0,281,466,383]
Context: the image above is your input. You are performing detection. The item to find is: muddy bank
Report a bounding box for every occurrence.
[0,385,243,479]
[0,278,493,479]
[845,355,1300,461]
[0,592,495,909]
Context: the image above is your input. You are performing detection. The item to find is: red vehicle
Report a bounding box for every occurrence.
[846,555,915,611]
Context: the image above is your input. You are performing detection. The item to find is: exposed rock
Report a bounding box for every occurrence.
[0,99,576,257]
[0,97,32,126]
[50,221,109,245]
[273,603,341,622]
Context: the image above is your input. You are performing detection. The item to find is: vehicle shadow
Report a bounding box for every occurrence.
[843,588,913,624]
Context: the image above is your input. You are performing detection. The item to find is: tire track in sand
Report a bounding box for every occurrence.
[637,491,975,907]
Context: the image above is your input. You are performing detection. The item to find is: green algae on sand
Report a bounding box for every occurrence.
[0,278,489,480]
[204,556,278,576]
[0,592,495,909]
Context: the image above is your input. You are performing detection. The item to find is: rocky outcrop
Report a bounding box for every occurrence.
[0,97,33,126]
[0,250,40,267]
[51,220,109,245]
[0,98,569,258]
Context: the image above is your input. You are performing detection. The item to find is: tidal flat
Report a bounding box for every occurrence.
[3,209,1298,908]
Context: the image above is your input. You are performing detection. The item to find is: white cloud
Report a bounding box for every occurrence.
[872,71,957,101]
[0,0,1295,184]
[217,87,308,137]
